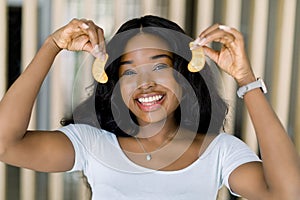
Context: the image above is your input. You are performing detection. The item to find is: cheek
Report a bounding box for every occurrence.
[119,78,137,106]
[170,82,183,105]
[154,75,182,101]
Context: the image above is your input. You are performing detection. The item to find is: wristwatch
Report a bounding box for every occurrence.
[237,78,267,99]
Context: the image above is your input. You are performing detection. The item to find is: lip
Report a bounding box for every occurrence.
[135,93,165,112]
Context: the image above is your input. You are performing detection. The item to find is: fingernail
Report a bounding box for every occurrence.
[190,38,206,50]
[192,37,206,46]
[219,25,231,31]
[198,38,207,46]
[193,37,201,45]
[82,23,89,29]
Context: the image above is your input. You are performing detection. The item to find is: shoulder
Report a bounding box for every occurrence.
[200,133,260,165]
[59,123,113,135]
[214,133,250,149]
[203,133,249,151]
[58,124,116,146]
[217,132,242,141]
[214,133,261,173]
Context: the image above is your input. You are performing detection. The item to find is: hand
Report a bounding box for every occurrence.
[50,18,105,58]
[194,24,256,86]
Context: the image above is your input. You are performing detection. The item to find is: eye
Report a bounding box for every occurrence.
[153,63,169,71]
[121,69,137,76]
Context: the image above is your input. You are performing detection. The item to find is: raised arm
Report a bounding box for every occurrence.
[196,24,300,199]
[0,19,105,172]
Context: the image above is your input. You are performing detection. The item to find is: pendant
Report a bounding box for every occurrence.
[146,154,152,161]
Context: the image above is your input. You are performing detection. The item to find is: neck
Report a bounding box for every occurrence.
[137,116,178,143]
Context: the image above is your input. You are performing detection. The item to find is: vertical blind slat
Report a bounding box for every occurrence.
[296,53,300,152]
[20,1,38,199]
[295,2,300,153]
[168,0,186,30]
[242,0,269,152]
[222,0,242,134]
[0,1,7,200]
[142,0,157,15]
[0,0,7,97]
[48,0,66,200]
[271,0,296,128]
[113,0,127,31]
[194,0,214,37]
[195,1,228,200]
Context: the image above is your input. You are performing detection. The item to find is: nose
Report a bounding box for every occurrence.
[138,81,156,90]
[137,72,156,90]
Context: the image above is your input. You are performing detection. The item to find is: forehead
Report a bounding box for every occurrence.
[124,33,170,53]
[120,48,173,66]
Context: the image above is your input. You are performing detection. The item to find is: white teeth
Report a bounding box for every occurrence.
[138,95,163,103]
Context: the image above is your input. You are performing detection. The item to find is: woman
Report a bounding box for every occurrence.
[0,15,299,199]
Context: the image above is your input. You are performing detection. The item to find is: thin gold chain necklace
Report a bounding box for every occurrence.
[134,136,173,161]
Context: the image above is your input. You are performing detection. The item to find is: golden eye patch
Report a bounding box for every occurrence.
[188,42,205,72]
[92,54,109,83]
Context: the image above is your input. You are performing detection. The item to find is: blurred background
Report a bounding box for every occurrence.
[0,0,299,199]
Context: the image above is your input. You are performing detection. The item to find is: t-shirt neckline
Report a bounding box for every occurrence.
[111,133,224,174]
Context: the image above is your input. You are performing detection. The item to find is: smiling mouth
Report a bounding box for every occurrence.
[136,94,165,111]
[138,94,163,103]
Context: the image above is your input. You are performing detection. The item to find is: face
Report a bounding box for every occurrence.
[118,33,182,125]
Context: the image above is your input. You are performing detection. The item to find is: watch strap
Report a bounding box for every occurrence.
[237,78,267,99]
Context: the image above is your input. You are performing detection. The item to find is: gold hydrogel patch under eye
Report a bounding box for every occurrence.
[188,42,205,72]
[92,54,109,83]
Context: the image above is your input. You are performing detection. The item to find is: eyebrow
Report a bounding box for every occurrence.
[151,54,173,61]
[120,54,173,66]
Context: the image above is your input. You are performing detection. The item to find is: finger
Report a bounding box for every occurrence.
[75,35,91,51]
[98,28,107,60]
[192,24,220,46]
[67,19,92,45]
[97,28,106,54]
[198,23,220,39]
[220,26,246,49]
[194,24,219,46]
[194,24,243,47]
[77,19,103,47]
[54,19,87,49]
[219,25,243,41]
[218,35,236,48]
[91,28,106,59]
[69,18,89,33]
[203,30,236,50]
[80,19,106,58]
[81,19,100,47]
[79,22,89,30]
[202,46,219,64]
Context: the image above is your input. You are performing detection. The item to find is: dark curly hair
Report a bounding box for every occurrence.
[62,15,228,137]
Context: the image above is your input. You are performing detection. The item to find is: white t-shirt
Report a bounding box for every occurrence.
[59,124,261,200]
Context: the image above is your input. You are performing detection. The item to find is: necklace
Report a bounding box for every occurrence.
[134,137,152,161]
[134,136,173,161]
